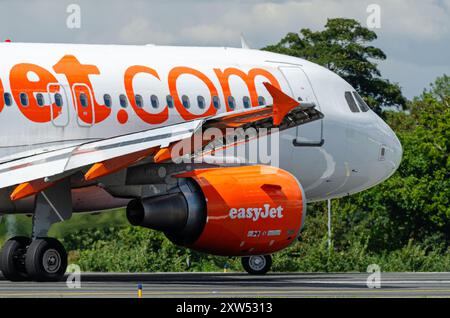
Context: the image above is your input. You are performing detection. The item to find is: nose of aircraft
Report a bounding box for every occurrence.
[389,128,403,171]
[375,113,403,179]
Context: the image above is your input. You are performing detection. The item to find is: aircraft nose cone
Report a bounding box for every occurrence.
[380,118,403,178]
[391,132,403,171]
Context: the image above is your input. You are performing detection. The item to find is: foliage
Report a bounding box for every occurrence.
[63,226,240,273]
[263,18,406,113]
[1,19,449,272]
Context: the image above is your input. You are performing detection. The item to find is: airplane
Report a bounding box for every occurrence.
[0,41,402,282]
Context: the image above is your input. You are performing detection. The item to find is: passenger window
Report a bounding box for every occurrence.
[344,91,359,113]
[197,96,205,109]
[151,95,159,108]
[79,93,88,108]
[20,93,29,107]
[103,94,112,107]
[213,96,220,109]
[182,95,190,109]
[4,93,12,106]
[243,96,251,108]
[54,93,63,107]
[258,96,266,106]
[135,94,143,108]
[353,91,370,112]
[119,94,128,108]
[166,95,174,108]
[36,93,44,107]
[228,96,236,110]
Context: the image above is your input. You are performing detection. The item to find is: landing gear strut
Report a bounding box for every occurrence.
[241,255,272,275]
[0,179,72,282]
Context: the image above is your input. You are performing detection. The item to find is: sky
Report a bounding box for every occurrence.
[0,0,449,99]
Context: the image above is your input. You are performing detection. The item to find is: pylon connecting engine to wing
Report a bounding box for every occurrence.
[126,165,306,256]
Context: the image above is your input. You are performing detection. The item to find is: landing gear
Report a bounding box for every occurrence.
[241,255,272,275]
[0,236,31,281]
[25,238,67,282]
[0,179,72,282]
[0,236,68,282]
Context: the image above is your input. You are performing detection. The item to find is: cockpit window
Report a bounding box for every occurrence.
[353,91,370,112]
[344,91,359,113]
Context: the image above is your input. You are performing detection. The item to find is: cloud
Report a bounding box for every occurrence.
[179,25,236,46]
[0,0,448,98]
[378,0,450,41]
[118,18,175,44]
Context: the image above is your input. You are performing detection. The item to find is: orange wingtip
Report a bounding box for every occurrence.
[10,179,54,201]
[263,82,299,126]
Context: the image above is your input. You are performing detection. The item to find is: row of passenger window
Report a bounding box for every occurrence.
[344,91,370,113]
[2,92,65,107]
[2,92,267,110]
[112,94,266,110]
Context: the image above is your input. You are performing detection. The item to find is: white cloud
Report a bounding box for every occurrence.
[0,0,448,97]
[378,0,450,41]
[118,18,175,44]
[179,25,237,45]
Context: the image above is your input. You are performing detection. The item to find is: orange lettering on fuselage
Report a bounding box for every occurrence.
[9,63,59,123]
[53,55,111,124]
[214,68,281,110]
[168,67,219,120]
[5,56,281,126]
[124,66,168,124]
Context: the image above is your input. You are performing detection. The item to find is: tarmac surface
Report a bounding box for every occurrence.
[1,272,450,298]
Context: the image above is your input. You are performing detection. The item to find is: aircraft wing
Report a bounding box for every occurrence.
[2,82,323,200]
[1,120,201,195]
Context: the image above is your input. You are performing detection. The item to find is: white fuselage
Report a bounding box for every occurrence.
[0,43,402,213]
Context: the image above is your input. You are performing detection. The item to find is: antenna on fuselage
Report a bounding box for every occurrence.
[240,33,251,49]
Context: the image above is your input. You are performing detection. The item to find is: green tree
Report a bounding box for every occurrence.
[332,74,450,251]
[263,18,406,113]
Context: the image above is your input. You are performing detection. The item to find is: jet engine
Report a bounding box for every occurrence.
[126,165,306,256]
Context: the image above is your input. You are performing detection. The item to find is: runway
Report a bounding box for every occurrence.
[1,272,450,298]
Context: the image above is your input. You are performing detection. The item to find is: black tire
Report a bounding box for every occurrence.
[25,237,67,282]
[0,236,31,281]
[241,255,272,275]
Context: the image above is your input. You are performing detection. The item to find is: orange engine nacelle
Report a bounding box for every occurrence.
[126,165,306,256]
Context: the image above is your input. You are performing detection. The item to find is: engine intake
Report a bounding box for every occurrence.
[126,179,207,245]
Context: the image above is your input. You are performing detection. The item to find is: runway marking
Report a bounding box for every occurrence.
[1,289,450,297]
[2,280,450,288]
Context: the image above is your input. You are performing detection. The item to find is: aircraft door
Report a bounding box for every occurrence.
[278,66,324,146]
[72,83,95,127]
[47,83,70,127]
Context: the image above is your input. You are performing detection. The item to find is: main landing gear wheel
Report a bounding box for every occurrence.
[25,238,67,282]
[0,236,31,281]
[241,255,272,275]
